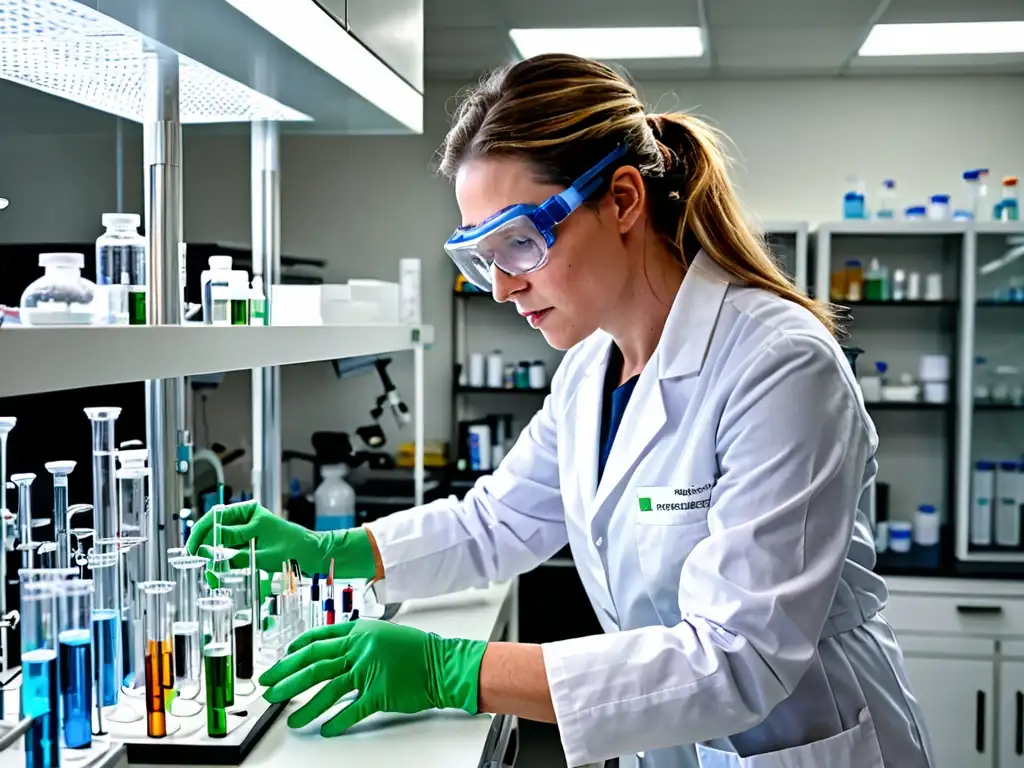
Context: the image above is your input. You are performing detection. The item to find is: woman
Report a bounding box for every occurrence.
[187,54,934,768]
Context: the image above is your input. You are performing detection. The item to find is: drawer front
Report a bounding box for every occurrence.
[884,593,1024,637]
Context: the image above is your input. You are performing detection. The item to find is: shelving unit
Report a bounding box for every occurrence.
[763,221,810,293]
[816,220,1024,572]
[0,1,429,761]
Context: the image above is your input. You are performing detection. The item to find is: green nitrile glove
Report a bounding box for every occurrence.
[185,501,376,579]
[259,620,487,737]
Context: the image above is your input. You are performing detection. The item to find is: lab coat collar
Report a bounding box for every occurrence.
[657,249,734,380]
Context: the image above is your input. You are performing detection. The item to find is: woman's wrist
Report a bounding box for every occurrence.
[477,642,557,723]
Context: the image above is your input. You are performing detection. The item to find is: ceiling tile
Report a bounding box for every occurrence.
[882,0,1024,23]
[713,28,856,69]
[495,0,701,27]
[706,0,881,28]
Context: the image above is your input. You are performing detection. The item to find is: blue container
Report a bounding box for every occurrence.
[843,192,866,220]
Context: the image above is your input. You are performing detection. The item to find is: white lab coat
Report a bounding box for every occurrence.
[366,251,935,768]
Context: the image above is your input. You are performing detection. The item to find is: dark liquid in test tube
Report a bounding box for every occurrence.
[233,620,254,680]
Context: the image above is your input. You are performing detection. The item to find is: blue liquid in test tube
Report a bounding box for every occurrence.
[93,609,120,707]
[22,648,59,768]
[59,628,93,748]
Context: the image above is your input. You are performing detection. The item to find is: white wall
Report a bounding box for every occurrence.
[1,74,1022,492]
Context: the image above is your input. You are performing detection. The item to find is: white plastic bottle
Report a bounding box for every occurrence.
[971,460,995,546]
[314,464,356,531]
[96,213,146,325]
[200,255,233,325]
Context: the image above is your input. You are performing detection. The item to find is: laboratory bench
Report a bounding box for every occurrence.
[131,580,519,768]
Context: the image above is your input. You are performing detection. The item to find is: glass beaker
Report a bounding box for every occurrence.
[21,581,59,768]
[140,581,175,738]
[44,462,76,569]
[169,555,207,711]
[57,579,94,749]
[84,407,122,543]
[11,472,36,569]
[87,550,120,716]
[198,596,233,738]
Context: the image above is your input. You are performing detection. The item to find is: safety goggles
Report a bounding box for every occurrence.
[444,145,628,291]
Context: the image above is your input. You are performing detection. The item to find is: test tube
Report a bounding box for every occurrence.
[44,462,76,569]
[139,580,175,738]
[88,550,120,726]
[0,416,15,680]
[12,472,36,568]
[57,579,93,750]
[169,556,206,700]
[221,570,253,681]
[198,596,232,738]
[20,581,59,768]
[210,588,236,705]
[84,407,122,543]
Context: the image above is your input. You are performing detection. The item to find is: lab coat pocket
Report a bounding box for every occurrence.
[634,488,710,619]
[695,708,884,768]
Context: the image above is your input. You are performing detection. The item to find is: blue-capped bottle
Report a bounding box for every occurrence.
[876,179,897,219]
[843,175,867,220]
[962,168,991,221]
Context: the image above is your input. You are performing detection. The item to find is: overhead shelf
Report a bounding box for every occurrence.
[0,324,434,399]
[2,0,423,134]
[819,221,968,236]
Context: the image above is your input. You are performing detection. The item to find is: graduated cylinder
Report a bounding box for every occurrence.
[20,581,59,768]
[57,579,94,749]
[140,581,175,738]
[199,595,233,738]
[169,555,207,699]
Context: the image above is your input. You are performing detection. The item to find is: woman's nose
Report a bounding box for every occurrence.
[491,267,528,303]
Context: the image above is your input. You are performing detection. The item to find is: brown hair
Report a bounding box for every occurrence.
[438,53,836,335]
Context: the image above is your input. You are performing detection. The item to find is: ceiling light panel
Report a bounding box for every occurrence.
[509,27,704,60]
[859,21,1024,57]
[0,0,311,123]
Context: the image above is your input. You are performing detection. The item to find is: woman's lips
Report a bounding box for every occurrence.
[523,308,551,328]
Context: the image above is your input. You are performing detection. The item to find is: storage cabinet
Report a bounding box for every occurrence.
[903,653,994,767]
[885,576,1024,768]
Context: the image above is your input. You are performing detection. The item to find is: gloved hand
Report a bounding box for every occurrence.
[259,620,487,736]
[185,501,377,579]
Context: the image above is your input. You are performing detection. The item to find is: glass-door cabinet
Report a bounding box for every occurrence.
[958,222,1024,565]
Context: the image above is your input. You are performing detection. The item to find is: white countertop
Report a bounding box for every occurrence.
[138,580,516,768]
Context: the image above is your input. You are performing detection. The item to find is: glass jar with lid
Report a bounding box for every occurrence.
[20,252,96,325]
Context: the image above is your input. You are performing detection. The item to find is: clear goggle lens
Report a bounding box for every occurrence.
[446,215,548,290]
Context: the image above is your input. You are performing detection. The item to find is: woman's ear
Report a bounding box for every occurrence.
[606,166,646,235]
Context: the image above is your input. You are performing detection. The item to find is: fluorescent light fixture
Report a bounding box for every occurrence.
[0,198,8,211]
[509,27,704,60]
[0,0,310,123]
[223,0,423,133]
[859,21,1024,56]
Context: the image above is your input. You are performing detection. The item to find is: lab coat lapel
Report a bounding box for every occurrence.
[589,251,732,516]
[576,337,612,510]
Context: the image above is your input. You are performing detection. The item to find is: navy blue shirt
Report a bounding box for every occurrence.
[598,345,640,483]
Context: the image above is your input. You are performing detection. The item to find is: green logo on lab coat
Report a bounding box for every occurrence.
[638,497,652,512]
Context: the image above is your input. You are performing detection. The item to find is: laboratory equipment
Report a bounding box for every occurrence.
[314,465,356,531]
[399,258,422,325]
[888,522,913,553]
[913,505,939,547]
[228,272,249,325]
[906,271,921,300]
[201,255,234,325]
[928,194,951,221]
[842,176,866,219]
[486,351,503,389]
[96,213,146,325]
[20,581,59,768]
[864,259,885,301]
[85,408,122,543]
[468,353,485,387]
[20,253,96,326]
[469,424,492,471]
[140,581,175,738]
[0,416,15,675]
[529,360,547,389]
[995,461,1020,547]
[222,570,254,682]
[844,260,863,302]
[892,269,907,301]
[876,179,897,219]
[37,543,57,569]
[198,596,233,738]
[249,275,267,325]
[972,460,995,546]
[905,206,927,221]
[924,273,943,302]
[88,550,120,720]
[341,584,354,618]
[1000,176,1020,222]
[57,579,93,749]
[309,575,323,630]
[117,465,149,689]
[962,169,991,221]
[210,587,236,706]
[515,361,530,389]
[169,555,206,707]
[44,462,76,570]
[11,473,37,568]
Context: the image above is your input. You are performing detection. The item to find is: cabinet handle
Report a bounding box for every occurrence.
[1016,692,1023,755]
[976,691,986,753]
[957,604,1003,616]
